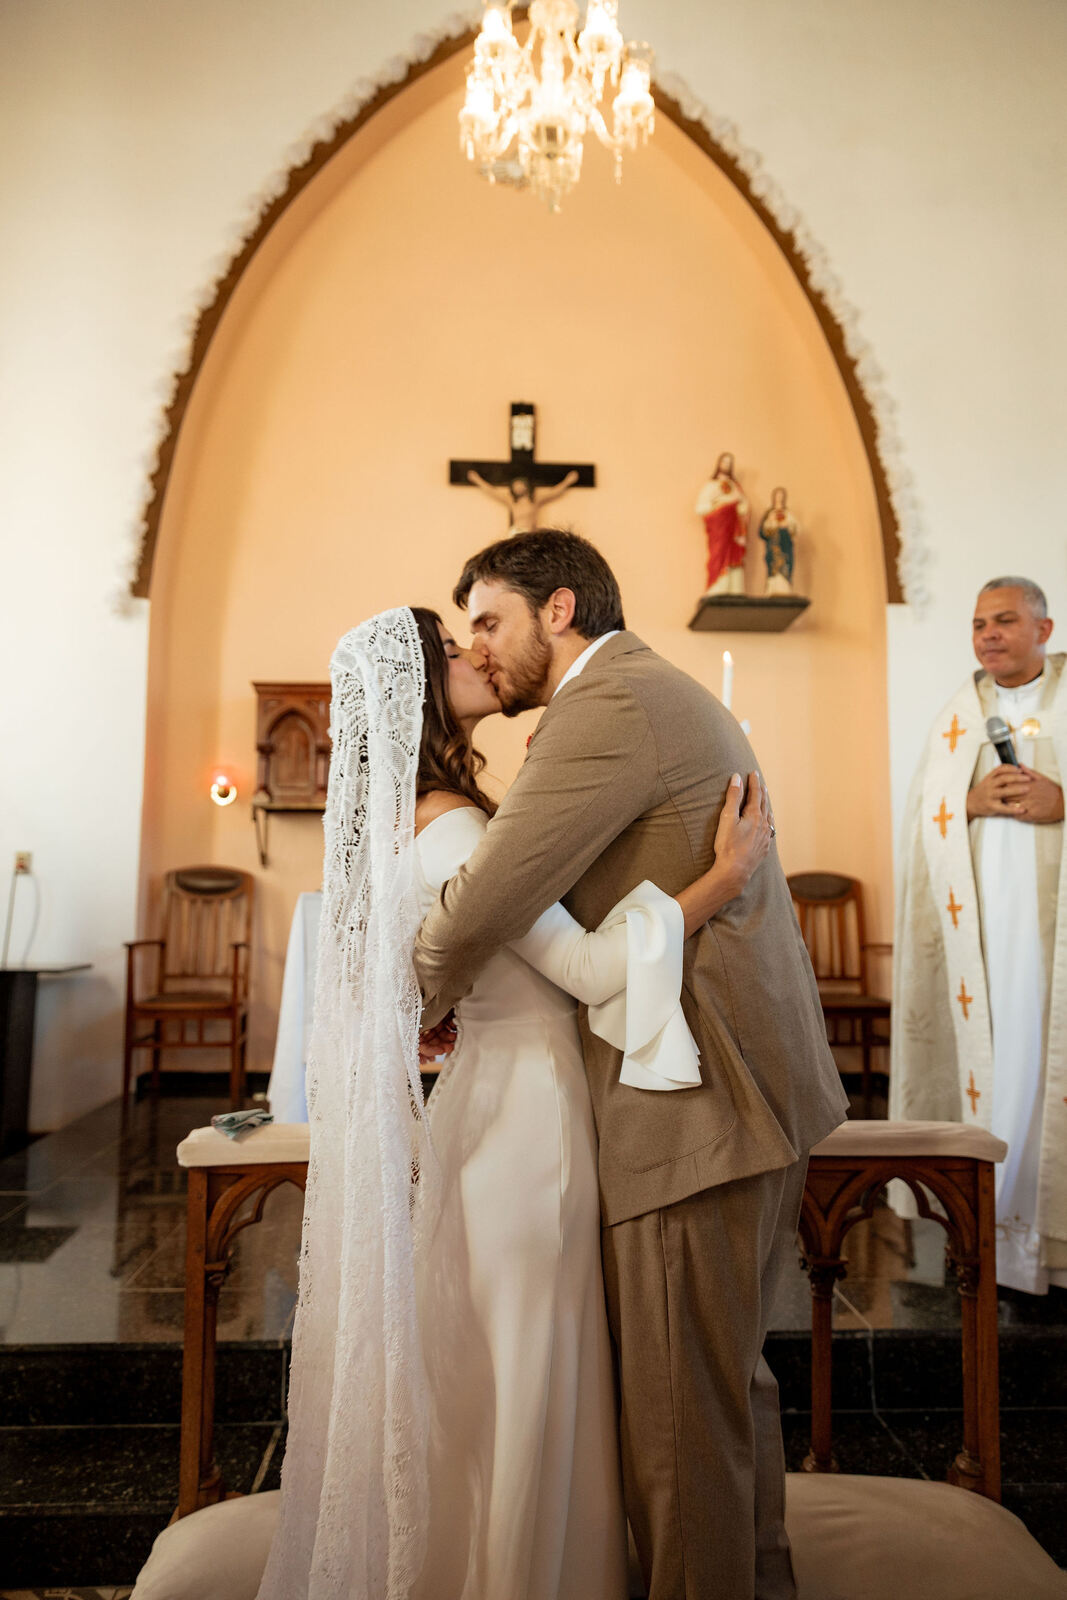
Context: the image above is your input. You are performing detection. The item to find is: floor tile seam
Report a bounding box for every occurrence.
[0,1499,179,1514]
[780,1406,885,1415]
[868,1405,1067,1415]
[120,1235,182,1288]
[0,1427,281,1440]
[249,1424,283,1494]
[828,1285,875,1334]
[869,1409,932,1480]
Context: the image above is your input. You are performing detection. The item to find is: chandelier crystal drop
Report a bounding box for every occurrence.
[459,0,655,212]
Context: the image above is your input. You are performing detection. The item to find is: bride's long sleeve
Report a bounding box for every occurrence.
[417,809,700,1091]
[509,892,663,1006]
[511,886,702,1092]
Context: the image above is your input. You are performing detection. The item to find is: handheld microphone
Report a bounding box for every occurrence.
[985,716,1020,767]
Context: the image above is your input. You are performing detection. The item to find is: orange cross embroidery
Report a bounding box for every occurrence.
[933,799,953,839]
[943,714,966,753]
[957,980,973,1020]
[966,1071,981,1114]
[946,890,962,929]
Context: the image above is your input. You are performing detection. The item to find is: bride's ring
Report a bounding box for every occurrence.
[769,822,777,837]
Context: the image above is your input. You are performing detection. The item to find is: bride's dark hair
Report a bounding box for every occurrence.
[411,607,497,816]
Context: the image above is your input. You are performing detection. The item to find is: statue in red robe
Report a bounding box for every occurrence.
[696,452,749,596]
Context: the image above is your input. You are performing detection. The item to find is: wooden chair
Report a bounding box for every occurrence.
[788,872,891,1118]
[123,866,254,1111]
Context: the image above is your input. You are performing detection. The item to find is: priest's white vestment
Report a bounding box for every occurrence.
[890,654,1067,1292]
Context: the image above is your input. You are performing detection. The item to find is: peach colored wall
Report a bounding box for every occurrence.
[142,51,891,1076]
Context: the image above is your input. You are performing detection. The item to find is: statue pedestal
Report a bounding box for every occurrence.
[688,594,811,633]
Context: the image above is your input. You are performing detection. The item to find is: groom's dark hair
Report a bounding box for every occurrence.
[453,529,625,639]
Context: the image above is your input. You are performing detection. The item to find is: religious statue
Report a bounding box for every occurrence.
[696,452,748,596]
[758,486,800,596]
[466,468,580,534]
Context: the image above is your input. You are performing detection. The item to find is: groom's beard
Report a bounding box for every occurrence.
[495,618,553,716]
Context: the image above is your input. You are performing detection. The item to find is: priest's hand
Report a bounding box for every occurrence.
[1014,765,1065,824]
[966,765,1065,823]
[966,765,1033,819]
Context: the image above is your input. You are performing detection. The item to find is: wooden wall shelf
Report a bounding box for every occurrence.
[688,595,811,633]
[253,801,326,814]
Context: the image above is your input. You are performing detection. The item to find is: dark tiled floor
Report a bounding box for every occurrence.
[1,1421,276,1507]
[6,1087,1066,1343]
[0,1094,299,1345]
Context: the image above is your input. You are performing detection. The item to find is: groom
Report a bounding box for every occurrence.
[415,529,847,1600]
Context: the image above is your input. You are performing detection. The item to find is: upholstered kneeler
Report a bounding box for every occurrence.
[131,1491,279,1599]
[786,1474,1067,1599]
[131,1476,1067,1599]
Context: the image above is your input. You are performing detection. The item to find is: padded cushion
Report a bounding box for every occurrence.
[131,1477,1067,1600]
[131,1491,280,1599]
[812,1119,1007,1163]
[177,1123,311,1167]
[787,1474,1067,1600]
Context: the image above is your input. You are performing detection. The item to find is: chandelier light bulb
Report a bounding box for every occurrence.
[613,45,655,149]
[578,0,623,84]
[459,0,655,211]
[481,3,512,44]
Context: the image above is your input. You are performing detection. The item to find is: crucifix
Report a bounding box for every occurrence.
[450,402,595,534]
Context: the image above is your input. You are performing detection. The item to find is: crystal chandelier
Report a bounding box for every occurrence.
[459,0,655,212]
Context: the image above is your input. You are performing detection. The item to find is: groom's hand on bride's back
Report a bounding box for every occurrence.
[419,1012,458,1062]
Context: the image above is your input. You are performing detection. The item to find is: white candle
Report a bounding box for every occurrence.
[722,650,734,712]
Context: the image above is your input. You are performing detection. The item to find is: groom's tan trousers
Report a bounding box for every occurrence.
[601,1155,808,1600]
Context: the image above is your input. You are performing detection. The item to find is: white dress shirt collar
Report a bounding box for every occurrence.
[552,631,621,699]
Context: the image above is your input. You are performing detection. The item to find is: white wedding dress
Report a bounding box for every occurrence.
[412,807,690,1600]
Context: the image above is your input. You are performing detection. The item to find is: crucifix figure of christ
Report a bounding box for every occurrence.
[450,402,596,535]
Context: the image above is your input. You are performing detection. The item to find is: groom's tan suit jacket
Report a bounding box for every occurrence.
[415,632,847,1226]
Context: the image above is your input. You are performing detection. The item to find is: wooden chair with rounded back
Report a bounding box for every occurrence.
[123,866,254,1110]
[788,872,891,1118]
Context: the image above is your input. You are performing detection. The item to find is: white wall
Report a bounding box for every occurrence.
[2,0,1064,1127]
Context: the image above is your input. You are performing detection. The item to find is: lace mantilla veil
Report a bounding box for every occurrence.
[257,608,438,1600]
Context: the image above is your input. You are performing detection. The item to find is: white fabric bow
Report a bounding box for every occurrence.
[588,882,702,1091]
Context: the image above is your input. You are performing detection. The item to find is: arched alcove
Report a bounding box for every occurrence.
[141,40,893,1073]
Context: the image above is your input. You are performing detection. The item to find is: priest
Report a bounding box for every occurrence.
[891,576,1067,1293]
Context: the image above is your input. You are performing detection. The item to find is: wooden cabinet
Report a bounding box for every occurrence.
[252,682,330,811]
[251,683,330,865]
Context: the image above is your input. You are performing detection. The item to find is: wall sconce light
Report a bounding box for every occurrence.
[210,773,237,807]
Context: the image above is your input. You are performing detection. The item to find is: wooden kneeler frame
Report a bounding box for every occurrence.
[176,1119,1005,1519]
[798,1122,1003,1500]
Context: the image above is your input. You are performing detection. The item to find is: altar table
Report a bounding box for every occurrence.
[266,892,320,1123]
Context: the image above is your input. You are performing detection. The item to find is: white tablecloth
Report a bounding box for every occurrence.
[267,891,321,1123]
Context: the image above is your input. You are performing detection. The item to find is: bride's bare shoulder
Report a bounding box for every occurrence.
[414,790,483,837]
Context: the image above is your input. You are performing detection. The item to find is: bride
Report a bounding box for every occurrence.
[256,606,772,1600]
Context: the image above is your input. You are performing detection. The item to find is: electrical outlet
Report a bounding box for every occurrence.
[14,852,32,874]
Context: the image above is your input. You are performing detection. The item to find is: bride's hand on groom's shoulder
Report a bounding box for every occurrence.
[712,771,774,895]
[676,774,774,936]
